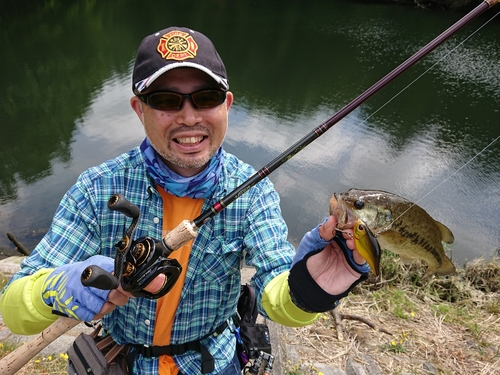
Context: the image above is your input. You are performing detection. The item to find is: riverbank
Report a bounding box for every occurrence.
[279,251,500,374]
[1,252,499,374]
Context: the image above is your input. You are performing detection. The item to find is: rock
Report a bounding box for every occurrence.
[359,353,382,375]
[0,256,24,276]
[423,361,438,374]
[346,356,367,375]
[343,354,383,375]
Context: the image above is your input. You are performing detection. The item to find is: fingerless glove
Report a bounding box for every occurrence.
[42,255,114,321]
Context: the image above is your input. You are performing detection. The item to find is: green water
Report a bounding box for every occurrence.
[1,0,499,264]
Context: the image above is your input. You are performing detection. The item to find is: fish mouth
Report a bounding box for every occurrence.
[331,193,381,276]
[330,193,355,229]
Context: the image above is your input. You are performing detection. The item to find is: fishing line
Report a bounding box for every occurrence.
[176,8,500,270]
[378,10,500,229]
[275,9,500,195]
[387,134,500,230]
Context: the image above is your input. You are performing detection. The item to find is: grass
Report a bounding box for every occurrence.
[0,274,7,290]
[283,252,500,375]
[371,288,418,320]
[0,344,68,375]
[2,253,500,375]
[284,359,326,375]
[381,330,410,354]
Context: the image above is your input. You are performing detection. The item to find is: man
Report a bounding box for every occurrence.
[0,27,369,374]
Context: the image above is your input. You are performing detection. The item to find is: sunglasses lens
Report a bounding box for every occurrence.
[191,90,226,108]
[141,89,226,110]
[148,93,183,110]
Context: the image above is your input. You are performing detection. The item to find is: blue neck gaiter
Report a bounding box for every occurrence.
[140,138,223,199]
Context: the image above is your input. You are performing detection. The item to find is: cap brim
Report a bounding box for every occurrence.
[134,62,229,93]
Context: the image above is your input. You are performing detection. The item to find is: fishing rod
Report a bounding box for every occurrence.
[193,0,499,228]
[171,0,499,239]
[80,0,499,294]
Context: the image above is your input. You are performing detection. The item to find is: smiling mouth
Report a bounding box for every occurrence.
[174,136,206,144]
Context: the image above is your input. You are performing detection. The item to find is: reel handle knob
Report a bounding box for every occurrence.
[81,265,119,290]
[107,194,141,218]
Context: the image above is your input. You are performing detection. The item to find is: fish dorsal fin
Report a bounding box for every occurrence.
[434,220,454,244]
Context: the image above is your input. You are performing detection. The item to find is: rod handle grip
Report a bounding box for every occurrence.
[81,265,119,290]
[162,219,198,255]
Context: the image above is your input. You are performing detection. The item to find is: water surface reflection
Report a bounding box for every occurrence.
[1,0,499,265]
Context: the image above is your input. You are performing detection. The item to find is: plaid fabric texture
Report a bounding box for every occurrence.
[12,146,295,374]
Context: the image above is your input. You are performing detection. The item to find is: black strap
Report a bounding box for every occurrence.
[237,284,257,324]
[129,321,228,374]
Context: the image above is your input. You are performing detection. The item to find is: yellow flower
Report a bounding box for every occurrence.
[60,353,69,360]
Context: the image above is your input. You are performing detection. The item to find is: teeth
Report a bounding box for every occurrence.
[176,136,203,144]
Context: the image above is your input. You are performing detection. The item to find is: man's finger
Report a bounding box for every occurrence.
[318,216,338,241]
[108,289,131,307]
[96,301,116,318]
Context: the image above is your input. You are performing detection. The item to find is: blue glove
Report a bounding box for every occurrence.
[42,255,114,322]
[292,218,370,274]
[291,222,329,267]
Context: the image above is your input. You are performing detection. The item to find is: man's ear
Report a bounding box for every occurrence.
[225,91,234,112]
[130,96,145,122]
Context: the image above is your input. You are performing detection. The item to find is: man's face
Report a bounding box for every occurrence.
[131,68,233,177]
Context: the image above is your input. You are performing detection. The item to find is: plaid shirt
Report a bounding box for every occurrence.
[12,146,295,374]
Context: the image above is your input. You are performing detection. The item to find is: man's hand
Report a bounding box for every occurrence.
[96,286,132,319]
[288,215,369,313]
[307,215,367,295]
[42,255,131,321]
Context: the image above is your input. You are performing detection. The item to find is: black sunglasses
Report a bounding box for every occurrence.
[137,89,227,111]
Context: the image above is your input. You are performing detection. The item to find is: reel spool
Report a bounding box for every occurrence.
[120,236,181,298]
[81,194,181,299]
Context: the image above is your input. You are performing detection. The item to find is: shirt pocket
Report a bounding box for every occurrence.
[200,237,243,283]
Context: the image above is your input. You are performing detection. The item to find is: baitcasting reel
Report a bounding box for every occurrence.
[81,194,182,299]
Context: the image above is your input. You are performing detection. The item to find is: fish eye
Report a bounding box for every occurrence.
[357,224,365,231]
[354,200,364,209]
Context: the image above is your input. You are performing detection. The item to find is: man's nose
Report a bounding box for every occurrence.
[175,99,202,126]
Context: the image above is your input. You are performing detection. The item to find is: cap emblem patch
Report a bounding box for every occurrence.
[157,30,198,61]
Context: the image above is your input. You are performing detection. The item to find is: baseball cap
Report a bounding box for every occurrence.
[132,26,229,93]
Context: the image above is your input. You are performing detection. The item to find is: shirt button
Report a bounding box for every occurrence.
[153,217,160,224]
[145,319,151,326]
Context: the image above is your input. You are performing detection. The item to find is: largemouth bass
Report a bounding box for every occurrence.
[330,189,456,277]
